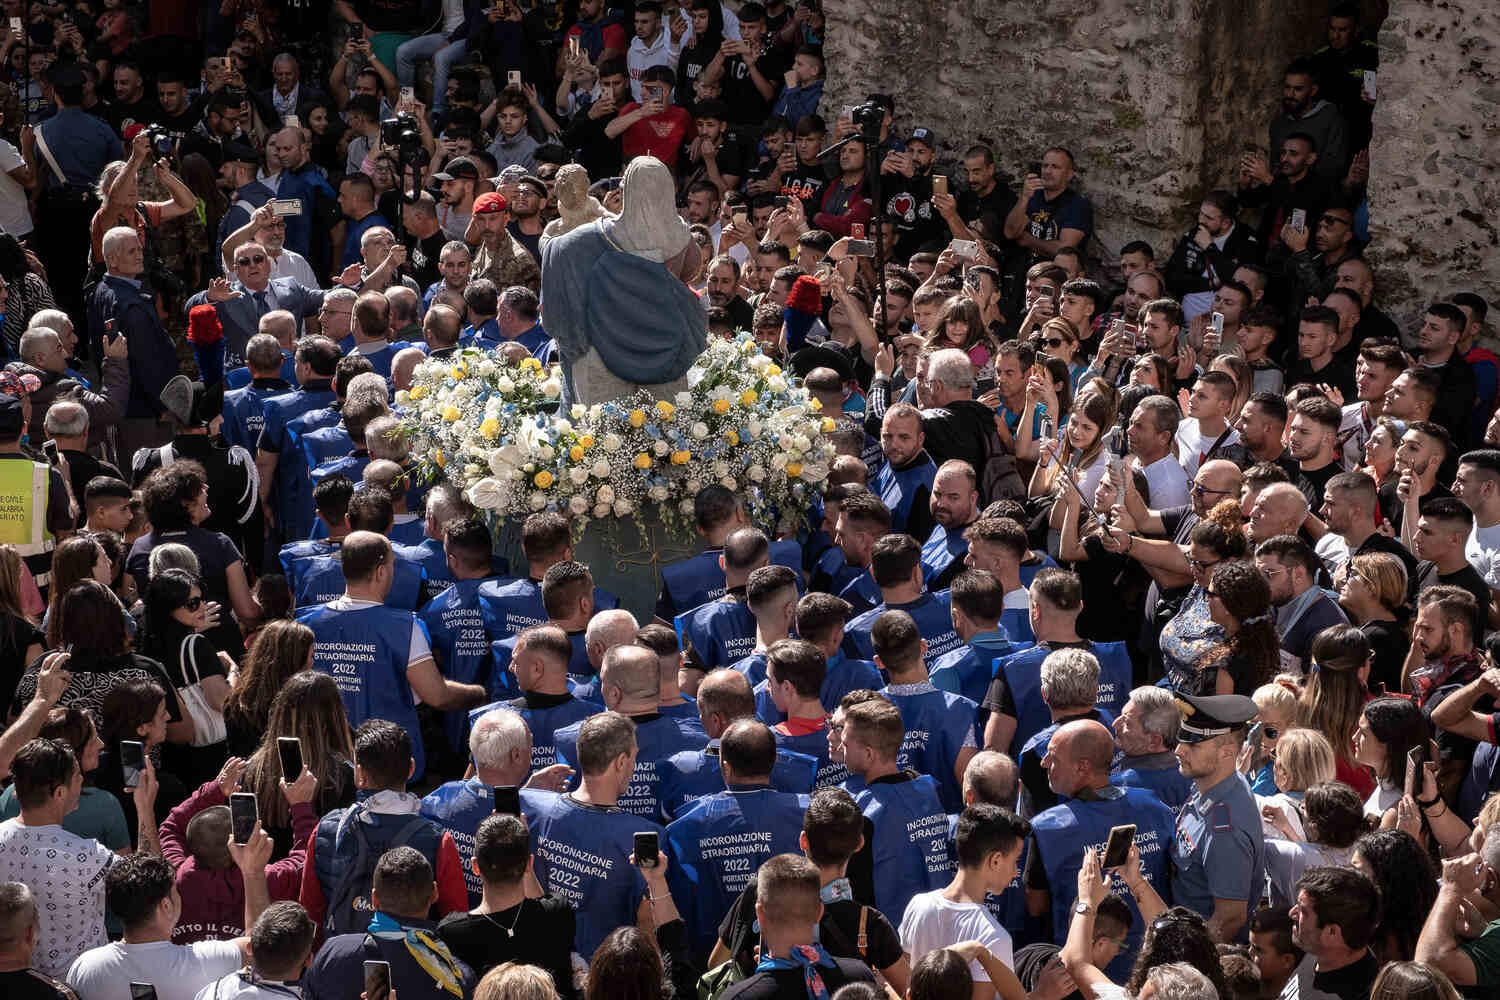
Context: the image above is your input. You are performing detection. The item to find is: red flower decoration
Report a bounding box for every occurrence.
[187,304,224,345]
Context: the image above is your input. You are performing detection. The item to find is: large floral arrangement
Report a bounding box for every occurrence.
[397,333,836,539]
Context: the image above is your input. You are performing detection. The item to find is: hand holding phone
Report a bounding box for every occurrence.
[277,737,303,780]
[1102,824,1136,869]
[492,785,521,815]
[364,961,392,1000]
[633,831,660,869]
[230,792,258,845]
[120,740,145,789]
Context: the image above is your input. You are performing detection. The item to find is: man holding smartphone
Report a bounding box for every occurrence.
[606,65,695,171]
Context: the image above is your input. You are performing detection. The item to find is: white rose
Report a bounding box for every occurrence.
[538,445,556,462]
[766,376,789,394]
[691,422,709,440]
[649,485,670,501]
[771,453,788,471]
[792,434,812,453]
[748,465,766,482]
[570,495,590,514]
[477,360,497,377]
[713,461,730,478]
[747,418,763,438]
[592,459,611,479]
[554,419,574,435]
[510,469,524,481]
[594,503,611,518]
[529,492,548,511]
[394,390,411,406]
[654,440,670,456]
[675,391,694,408]
[613,499,633,517]
[597,484,615,504]
[685,479,701,494]
[569,466,589,485]
[496,375,516,395]
[542,378,562,399]
[601,433,623,452]
[523,462,535,473]
[748,354,772,372]
[570,404,587,420]
[465,477,508,510]
[721,477,737,491]
[679,498,695,515]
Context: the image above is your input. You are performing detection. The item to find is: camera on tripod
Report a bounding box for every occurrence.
[381,112,430,167]
[849,101,884,141]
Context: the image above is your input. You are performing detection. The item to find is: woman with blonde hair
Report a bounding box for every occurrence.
[1257,727,1337,840]
[240,671,356,857]
[1299,625,1377,799]
[1242,680,1300,794]
[0,544,42,706]
[475,963,559,1000]
[1338,551,1408,694]
[1209,354,1253,419]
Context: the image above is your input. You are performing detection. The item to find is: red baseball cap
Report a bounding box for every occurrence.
[473,192,509,215]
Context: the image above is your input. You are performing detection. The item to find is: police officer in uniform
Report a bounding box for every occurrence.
[1170,692,1266,944]
[0,375,72,590]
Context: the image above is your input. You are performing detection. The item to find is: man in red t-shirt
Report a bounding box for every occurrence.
[563,0,628,66]
[607,64,696,172]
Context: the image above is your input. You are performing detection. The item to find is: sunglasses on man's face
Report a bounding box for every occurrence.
[235,254,267,266]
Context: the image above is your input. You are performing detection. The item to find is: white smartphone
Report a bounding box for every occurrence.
[507,70,522,88]
[270,198,303,217]
[8,17,20,34]
[1210,311,1224,337]
[951,240,978,259]
[399,86,414,103]
[284,114,300,128]
[1290,208,1307,232]
[1362,71,1376,100]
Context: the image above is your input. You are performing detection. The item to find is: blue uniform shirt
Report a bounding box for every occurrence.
[259,383,337,537]
[849,773,953,926]
[676,592,756,672]
[1171,770,1266,940]
[221,377,291,453]
[524,791,664,958]
[774,723,847,789]
[921,522,971,591]
[844,592,961,667]
[747,650,883,724]
[657,742,817,822]
[882,683,977,813]
[554,714,707,819]
[420,779,552,904]
[658,540,804,619]
[478,577,618,639]
[996,641,1133,756]
[468,693,598,773]
[1111,752,1196,813]
[872,452,936,536]
[420,578,499,752]
[929,631,1022,708]
[226,350,298,389]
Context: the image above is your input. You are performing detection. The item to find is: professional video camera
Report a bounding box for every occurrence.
[381,112,430,167]
[849,101,884,141]
[141,124,177,160]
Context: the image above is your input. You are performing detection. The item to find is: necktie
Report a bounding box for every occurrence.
[253,291,270,319]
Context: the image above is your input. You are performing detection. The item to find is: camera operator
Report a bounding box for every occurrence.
[87,132,197,292]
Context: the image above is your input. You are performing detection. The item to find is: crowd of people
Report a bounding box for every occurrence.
[0,4,1492,1000]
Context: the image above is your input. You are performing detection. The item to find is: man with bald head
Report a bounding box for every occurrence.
[1250,480,1347,578]
[421,303,464,360]
[554,643,706,818]
[1027,719,1176,971]
[297,530,489,779]
[1118,457,1244,588]
[390,346,426,394]
[658,668,818,821]
[1332,256,1401,347]
[218,124,316,257]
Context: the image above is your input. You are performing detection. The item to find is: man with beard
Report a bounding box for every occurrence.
[1003,147,1093,266]
[680,100,746,196]
[1235,392,1299,480]
[399,193,447,290]
[1337,342,1404,469]
[947,144,1016,244]
[506,175,548,263]
[921,460,981,591]
[704,253,754,331]
[1163,190,1264,319]
[154,70,200,146]
[1169,692,1265,943]
[813,139,872,238]
[1417,303,1478,449]
[1283,203,1358,308]
[466,191,539,295]
[1288,868,1381,1000]
[1269,59,1350,180]
[882,126,945,263]
[872,402,936,542]
[781,114,829,221]
[1287,395,1347,513]
[1286,307,1356,401]
[105,61,163,138]
[433,155,479,242]
[1253,535,1348,674]
[1387,420,1454,541]
[1238,133,1334,255]
[1382,368,1439,424]
[1320,471,1418,604]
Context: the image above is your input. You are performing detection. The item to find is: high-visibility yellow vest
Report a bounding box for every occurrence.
[0,459,54,586]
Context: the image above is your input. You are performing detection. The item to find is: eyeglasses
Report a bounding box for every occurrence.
[1188,557,1221,572]
[182,596,204,611]
[1043,338,1069,348]
[320,306,352,317]
[235,254,267,266]
[1190,483,1231,497]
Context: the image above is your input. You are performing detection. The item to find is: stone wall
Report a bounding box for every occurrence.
[821,0,1325,275]
[1366,0,1500,331]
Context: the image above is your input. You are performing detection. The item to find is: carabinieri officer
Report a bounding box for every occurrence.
[1169,692,1266,944]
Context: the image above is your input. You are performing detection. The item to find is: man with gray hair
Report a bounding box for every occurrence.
[554,643,706,818]
[903,346,995,476]
[89,225,179,462]
[44,399,121,529]
[419,709,572,905]
[13,324,128,452]
[220,198,319,287]
[222,333,294,460]
[1110,685,1194,810]
[0,881,77,999]
[1016,648,1102,818]
[390,347,426,394]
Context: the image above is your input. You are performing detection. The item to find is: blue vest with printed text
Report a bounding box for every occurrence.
[420,578,498,751]
[850,774,953,926]
[999,642,1133,756]
[844,592,961,666]
[657,743,818,822]
[883,686,977,813]
[676,596,757,670]
[554,714,706,819]
[747,651,884,724]
[420,778,553,904]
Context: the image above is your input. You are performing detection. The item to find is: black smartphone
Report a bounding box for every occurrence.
[277,737,303,781]
[1028,161,1042,176]
[103,317,119,344]
[772,194,789,209]
[363,960,391,1000]
[350,22,364,40]
[230,792,258,845]
[633,831,659,869]
[130,985,158,1000]
[1102,824,1136,869]
[120,740,144,789]
[492,785,521,815]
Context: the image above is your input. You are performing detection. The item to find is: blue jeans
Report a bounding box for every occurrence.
[395,34,468,112]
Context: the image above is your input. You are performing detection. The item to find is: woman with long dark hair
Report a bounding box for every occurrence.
[0,234,56,354]
[139,568,230,784]
[1353,830,1438,964]
[1158,501,1249,694]
[0,544,42,707]
[0,706,129,852]
[94,678,188,849]
[43,534,126,645]
[1203,560,1280,695]
[1354,696,1431,821]
[1299,625,1377,799]
[221,620,314,758]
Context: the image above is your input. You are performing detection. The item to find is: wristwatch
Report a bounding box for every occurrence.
[1074,901,1094,915]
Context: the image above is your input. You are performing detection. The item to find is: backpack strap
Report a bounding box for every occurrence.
[856,905,869,960]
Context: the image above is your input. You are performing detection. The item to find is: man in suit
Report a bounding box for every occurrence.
[88,227,179,465]
[259,53,330,124]
[185,241,357,369]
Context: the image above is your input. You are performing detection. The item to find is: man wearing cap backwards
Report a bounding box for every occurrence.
[0,371,74,587]
[1170,691,1267,943]
[433,155,480,242]
[541,156,707,406]
[465,191,541,296]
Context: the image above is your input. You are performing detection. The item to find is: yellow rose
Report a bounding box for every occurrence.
[809,397,822,412]
[712,399,732,415]
[633,453,652,469]
[434,449,446,468]
[533,470,554,488]
[629,409,647,428]
[520,358,542,372]
[821,418,836,433]
[671,450,692,465]
[786,462,803,478]
[766,364,781,376]
[481,418,500,439]
[442,405,462,422]
[723,430,739,446]
[739,390,758,406]
[569,446,585,461]
[409,385,428,400]
[578,434,595,449]
[657,401,676,419]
